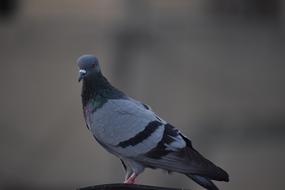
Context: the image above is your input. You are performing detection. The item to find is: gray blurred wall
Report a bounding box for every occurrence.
[0,0,285,190]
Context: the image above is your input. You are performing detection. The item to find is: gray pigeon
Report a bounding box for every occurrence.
[77,55,229,190]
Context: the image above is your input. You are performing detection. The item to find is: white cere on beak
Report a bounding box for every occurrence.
[79,69,87,74]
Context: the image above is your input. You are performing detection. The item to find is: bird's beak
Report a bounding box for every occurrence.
[78,69,87,82]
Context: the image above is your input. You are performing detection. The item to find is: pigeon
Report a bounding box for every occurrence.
[77,55,229,190]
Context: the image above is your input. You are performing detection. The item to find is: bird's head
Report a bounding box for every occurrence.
[77,54,101,82]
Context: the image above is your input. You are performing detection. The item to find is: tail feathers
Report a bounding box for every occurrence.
[180,135,229,182]
[187,147,229,181]
[187,174,219,190]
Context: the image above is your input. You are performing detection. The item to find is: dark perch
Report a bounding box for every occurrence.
[78,183,189,190]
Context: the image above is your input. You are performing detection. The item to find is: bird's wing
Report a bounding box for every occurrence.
[88,98,185,158]
[89,98,228,181]
[128,97,167,123]
[136,132,229,181]
[128,97,153,111]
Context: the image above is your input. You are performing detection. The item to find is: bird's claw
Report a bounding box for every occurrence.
[124,173,137,184]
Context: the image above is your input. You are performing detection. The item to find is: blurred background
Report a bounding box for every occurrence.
[1,0,285,190]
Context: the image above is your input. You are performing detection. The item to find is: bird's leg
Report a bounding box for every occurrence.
[124,170,132,181]
[124,173,137,184]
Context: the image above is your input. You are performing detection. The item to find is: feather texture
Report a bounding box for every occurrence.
[77,55,229,190]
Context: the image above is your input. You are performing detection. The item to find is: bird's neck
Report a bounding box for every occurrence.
[81,73,125,107]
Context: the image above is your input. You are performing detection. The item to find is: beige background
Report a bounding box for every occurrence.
[0,0,285,190]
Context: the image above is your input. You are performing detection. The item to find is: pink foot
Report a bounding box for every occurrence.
[124,173,137,184]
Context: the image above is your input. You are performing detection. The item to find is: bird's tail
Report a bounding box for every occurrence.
[181,135,229,182]
[187,174,219,190]
[186,146,229,182]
